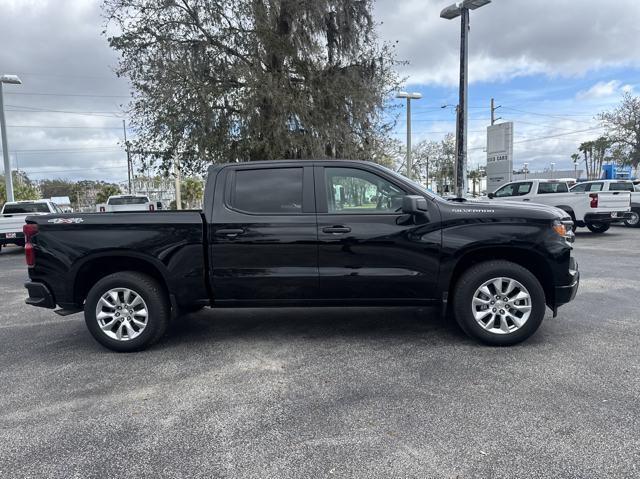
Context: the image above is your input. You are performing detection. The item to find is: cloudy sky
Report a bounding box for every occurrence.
[0,0,639,184]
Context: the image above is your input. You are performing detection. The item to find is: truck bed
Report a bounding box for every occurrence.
[25,211,208,309]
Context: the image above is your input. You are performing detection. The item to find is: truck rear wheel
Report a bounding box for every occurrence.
[586,222,610,233]
[452,260,546,346]
[624,209,640,228]
[84,272,169,352]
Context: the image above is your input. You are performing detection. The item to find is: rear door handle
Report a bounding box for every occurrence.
[215,228,245,238]
[322,226,351,234]
[523,199,530,201]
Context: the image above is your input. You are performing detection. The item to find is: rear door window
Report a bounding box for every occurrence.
[609,182,634,192]
[231,167,303,214]
[538,182,569,194]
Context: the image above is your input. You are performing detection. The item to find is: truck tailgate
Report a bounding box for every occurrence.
[0,215,28,234]
[595,191,631,212]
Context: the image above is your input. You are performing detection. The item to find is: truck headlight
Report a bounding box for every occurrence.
[553,219,574,243]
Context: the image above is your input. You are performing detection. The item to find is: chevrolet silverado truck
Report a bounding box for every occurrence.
[570,180,640,228]
[23,160,579,351]
[488,179,632,233]
[0,200,63,253]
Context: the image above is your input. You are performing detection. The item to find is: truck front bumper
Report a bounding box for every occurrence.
[24,281,56,309]
[584,211,633,224]
[555,257,579,307]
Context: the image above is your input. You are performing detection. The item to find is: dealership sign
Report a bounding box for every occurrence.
[486,122,514,193]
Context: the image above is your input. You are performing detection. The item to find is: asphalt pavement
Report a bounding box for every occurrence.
[1,227,639,478]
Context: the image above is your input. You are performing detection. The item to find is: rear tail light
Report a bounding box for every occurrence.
[149,203,155,211]
[23,223,38,267]
[589,193,598,208]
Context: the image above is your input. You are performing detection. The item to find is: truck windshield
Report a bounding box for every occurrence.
[108,197,149,205]
[2,203,50,214]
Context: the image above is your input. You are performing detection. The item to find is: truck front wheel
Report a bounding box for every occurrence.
[452,261,546,346]
[586,222,610,233]
[84,272,170,352]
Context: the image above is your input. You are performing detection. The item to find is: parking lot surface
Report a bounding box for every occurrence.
[1,227,639,478]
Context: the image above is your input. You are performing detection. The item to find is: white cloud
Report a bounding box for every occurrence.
[576,80,622,100]
[375,0,640,86]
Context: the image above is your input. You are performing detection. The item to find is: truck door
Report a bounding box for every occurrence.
[314,164,441,301]
[209,165,318,303]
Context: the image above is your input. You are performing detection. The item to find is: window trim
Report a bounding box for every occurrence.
[315,165,407,215]
[224,166,312,216]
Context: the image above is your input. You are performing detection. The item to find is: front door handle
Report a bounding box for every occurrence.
[215,228,245,238]
[523,198,530,201]
[322,226,351,234]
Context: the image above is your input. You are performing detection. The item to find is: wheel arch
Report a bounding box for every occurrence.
[72,252,171,307]
[447,246,554,308]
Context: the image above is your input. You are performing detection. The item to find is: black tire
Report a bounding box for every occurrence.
[624,209,640,228]
[84,272,170,352]
[586,222,610,233]
[452,260,546,346]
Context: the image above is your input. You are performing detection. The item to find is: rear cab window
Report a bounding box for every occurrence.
[108,196,149,205]
[2,203,51,214]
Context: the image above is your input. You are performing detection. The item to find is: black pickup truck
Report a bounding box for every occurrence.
[24,160,579,351]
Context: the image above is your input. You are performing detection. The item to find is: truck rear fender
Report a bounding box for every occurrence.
[72,252,172,309]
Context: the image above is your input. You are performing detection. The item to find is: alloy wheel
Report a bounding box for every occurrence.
[471,277,532,335]
[95,288,149,341]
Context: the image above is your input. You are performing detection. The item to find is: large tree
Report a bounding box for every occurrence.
[599,92,640,169]
[104,0,402,174]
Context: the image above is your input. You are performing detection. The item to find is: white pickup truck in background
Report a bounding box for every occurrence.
[96,194,156,213]
[488,179,632,233]
[570,180,640,228]
[0,200,63,252]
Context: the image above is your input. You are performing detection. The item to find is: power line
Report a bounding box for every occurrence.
[4,91,130,99]
[5,104,125,118]
[7,124,124,129]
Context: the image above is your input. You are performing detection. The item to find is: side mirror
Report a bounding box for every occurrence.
[487,192,495,199]
[402,195,428,215]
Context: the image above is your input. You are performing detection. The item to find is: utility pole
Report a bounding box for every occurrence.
[122,120,132,194]
[396,91,422,180]
[441,0,491,199]
[490,97,502,125]
[174,157,182,210]
[425,156,430,190]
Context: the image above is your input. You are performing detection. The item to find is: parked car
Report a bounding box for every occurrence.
[96,194,155,213]
[488,179,632,233]
[24,160,579,351]
[0,200,63,252]
[570,180,640,228]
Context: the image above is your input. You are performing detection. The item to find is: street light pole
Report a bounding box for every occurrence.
[440,0,491,198]
[396,91,422,180]
[0,74,22,203]
[550,162,555,179]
